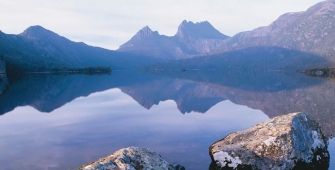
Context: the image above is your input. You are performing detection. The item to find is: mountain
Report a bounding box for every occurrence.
[119,0,335,67]
[214,0,335,60]
[0,26,163,71]
[118,20,229,59]
[144,47,331,71]
[118,26,180,60]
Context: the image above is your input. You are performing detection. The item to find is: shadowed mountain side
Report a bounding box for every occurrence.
[0,26,163,71]
[119,78,226,114]
[144,47,332,71]
[0,30,65,69]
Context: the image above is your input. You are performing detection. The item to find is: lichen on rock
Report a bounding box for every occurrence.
[209,112,329,170]
[78,146,185,170]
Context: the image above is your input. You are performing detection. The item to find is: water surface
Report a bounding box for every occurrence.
[0,70,334,169]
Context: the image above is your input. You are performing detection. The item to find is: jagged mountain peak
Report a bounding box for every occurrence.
[176,20,228,40]
[134,25,159,38]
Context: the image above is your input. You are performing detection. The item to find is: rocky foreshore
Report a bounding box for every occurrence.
[209,112,329,170]
[78,146,185,170]
[78,113,329,170]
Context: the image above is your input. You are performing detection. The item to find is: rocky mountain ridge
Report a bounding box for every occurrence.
[118,20,229,59]
[214,0,335,59]
[119,0,335,64]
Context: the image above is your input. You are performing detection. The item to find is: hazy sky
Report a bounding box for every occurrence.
[0,0,325,50]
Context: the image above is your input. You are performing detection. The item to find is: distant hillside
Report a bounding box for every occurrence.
[144,47,331,71]
[0,26,163,71]
[118,20,229,60]
[214,0,335,60]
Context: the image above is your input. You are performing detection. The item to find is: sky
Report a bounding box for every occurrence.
[0,0,325,50]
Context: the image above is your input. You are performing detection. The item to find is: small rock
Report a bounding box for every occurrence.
[209,112,329,170]
[78,146,185,170]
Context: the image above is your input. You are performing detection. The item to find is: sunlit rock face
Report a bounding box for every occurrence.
[79,146,185,170]
[209,112,329,170]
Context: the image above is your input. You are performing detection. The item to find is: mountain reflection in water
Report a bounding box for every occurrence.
[0,70,334,169]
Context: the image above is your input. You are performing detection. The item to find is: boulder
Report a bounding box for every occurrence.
[209,112,329,170]
[78,146,185,170]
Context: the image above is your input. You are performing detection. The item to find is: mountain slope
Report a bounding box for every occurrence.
[118,26,180,60]
[118,20,229,59]
[0,26,162,71]
[214,0,335,59]
[119,0,335,65]
[144,47,331,71]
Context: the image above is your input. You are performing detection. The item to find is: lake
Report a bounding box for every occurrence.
[0,70,334,170]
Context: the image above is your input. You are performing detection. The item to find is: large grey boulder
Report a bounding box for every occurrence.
[209,112,329,170]
[78,146,185,170]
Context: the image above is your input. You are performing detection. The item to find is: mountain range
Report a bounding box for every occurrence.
[0,26,163,71]
[1,1,335,72]
[119,0,335,69]
[118,20,229,60]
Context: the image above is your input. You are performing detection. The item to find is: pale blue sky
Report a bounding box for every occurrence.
[0,0,325,50]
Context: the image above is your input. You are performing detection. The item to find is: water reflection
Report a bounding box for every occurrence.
[0,70,334,169]
[0,89,268,170]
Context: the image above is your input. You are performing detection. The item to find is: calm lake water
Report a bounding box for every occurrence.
[0,70,334,170]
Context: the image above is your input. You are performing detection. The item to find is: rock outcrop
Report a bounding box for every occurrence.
[209,112,329,170]
[79,146,185,170]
